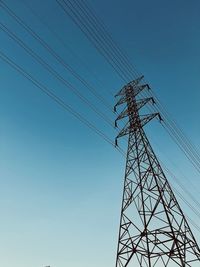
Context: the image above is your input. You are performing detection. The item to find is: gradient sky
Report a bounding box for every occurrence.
[1,0,200,267]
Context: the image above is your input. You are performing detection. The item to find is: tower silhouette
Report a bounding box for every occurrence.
[115,77,200,267]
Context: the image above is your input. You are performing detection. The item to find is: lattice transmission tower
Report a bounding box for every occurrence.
[114,77,200,267]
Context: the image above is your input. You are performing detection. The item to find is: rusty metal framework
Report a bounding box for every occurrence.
[115,77,200,267]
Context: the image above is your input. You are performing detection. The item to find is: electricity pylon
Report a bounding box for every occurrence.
[114,77,200,267]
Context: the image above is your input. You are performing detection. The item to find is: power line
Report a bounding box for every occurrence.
[0,22,115,129]
[1,1,144,135]
[0,0,114,113]
[150,136,200,210]
[73,0,139,79]
[19,0,114,97]
[56,0,129,82]
[0,50,117,150]
[146,130,200,216]
[56,0,200,177]
[162,123,200,173]
[70,0,135,80]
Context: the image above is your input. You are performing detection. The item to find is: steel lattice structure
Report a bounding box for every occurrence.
[114,77,200,267]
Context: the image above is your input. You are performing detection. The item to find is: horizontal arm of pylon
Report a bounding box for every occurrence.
[114,84,150,112]
[115,97,155,126]
[115,113,162,146]
[114,95,127,111]
[139,113,162,127]
[115,75,144,97]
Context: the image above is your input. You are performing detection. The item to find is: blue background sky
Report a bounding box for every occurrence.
[1,0,200,266]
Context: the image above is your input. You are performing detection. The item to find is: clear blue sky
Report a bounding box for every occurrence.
[0,0,200,267]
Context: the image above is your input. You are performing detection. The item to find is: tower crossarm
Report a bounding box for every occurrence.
[115,97,155,127]
[115,113,161,145]
[114,83,150,112]
[115,75,145,97]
